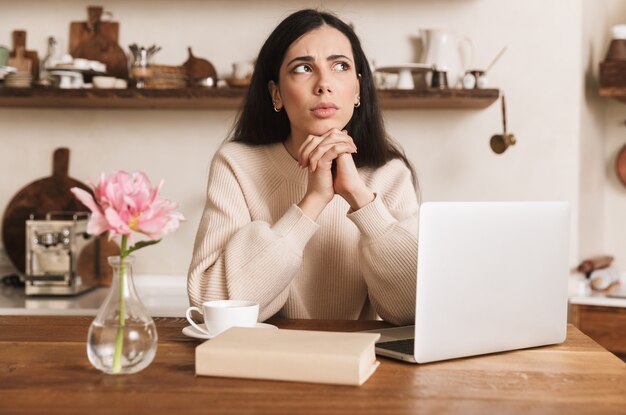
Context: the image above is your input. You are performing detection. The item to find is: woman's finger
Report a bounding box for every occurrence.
[302,130,356,168]
[298,135,323,167]
[311,143,356,172]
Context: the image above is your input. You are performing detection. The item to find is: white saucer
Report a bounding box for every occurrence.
[182,322,278,340]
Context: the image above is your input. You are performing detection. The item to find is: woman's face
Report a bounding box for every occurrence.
[269,25,360,141]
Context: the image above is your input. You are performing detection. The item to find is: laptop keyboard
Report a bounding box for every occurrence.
[377,338,415,354]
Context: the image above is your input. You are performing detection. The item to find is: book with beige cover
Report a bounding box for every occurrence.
[195,327,381,386]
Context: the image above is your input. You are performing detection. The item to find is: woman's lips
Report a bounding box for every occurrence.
[311,103,338,119]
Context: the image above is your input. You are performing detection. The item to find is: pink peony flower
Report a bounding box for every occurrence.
[71,171,184,241]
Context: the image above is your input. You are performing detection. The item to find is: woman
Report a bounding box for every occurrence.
[188,9,419,325]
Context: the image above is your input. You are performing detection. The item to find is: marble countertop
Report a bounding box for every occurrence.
[569,292,626,308]
[569,276,626,308]
[0,275,189,317]
[3,274,625,317]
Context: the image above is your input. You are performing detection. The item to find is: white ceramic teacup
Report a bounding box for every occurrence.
[185,300,259,337]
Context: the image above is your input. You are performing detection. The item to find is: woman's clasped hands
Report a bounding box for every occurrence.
[297,128,375,214]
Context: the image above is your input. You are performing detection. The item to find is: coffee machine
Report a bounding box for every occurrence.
[25,212,97,295]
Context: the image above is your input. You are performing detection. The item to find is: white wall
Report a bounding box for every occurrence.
[0,0,595,276]
[600,0,626,271]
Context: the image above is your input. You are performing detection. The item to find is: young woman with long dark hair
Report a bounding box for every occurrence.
[188,9,419,325]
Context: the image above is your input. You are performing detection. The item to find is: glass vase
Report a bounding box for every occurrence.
[87,255,158,374]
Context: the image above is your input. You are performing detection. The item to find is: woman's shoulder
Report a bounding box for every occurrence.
[215,141,267,159]
[362,158,413,184]
[212,141,273,167]
[362,158,419,203]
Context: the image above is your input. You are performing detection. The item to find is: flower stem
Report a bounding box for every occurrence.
[112,235,128,373]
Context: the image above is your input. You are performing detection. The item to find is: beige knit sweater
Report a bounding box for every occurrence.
[187,141,419,325]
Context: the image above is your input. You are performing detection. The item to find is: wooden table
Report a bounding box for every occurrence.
[1,316,625,415]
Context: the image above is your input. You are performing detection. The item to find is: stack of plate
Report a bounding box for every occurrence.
[0,66,17,81]
[4,71,32,88]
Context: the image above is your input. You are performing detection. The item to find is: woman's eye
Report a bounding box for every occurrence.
[332,62,350,71]
[293,64,312,73]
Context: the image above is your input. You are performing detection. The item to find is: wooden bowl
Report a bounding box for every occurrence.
[225,77,251,88]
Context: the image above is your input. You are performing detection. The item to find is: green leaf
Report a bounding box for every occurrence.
[126,239,162,255]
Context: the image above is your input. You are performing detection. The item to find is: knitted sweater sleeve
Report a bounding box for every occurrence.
[347,160,419,325]
[187,150,319,321]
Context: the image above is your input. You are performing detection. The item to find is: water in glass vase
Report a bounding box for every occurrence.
[86,255,158,375]
[87,319,158,374]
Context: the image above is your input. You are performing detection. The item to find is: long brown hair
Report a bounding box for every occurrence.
[229,9,417,186]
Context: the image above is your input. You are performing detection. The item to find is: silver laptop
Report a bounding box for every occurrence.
[370,201,570,364]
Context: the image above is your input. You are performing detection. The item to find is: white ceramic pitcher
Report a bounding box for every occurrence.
[420,29,473,87]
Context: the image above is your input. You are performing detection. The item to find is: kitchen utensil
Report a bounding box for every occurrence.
[232,61,254,81]
[69,6,118,52]
[9,30,39,81]
[49,70,83,89]
[128,43,161,88]
[420,29,473,88]
[430,67,448,89]
[374,63,432,90]
[92,75,116,88]
[196,77,216,87]
[0,46,9,66]
[577,255,614,274]
[490,95,516,154]
[462,71,476,89]
[1,148,118,284]
[38,36,58,85]
[7,46,31,73]
[486,46,507,73]
[462,46,506,90]
[71,6,127,79]
[183,47,217,85]
[3,71,32,88]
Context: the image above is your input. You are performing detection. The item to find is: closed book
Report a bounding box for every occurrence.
[195,327,381,386]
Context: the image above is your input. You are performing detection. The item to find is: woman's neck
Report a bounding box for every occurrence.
[283,134,305,161]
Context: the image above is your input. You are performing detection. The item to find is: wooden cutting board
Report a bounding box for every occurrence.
[7,46,31,73]
[69,6,119,54]
[1,148,118,285]
[70,6,128,79]
[9,30,39,80]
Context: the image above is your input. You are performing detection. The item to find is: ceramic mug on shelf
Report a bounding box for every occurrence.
[0,46,9,67]
[185,300,259,337]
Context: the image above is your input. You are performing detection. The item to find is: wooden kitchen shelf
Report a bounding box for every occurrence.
[0,86,499,110]
[599,87,626,104]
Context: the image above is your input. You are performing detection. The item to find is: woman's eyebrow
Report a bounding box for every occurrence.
[286,54,354,67]
[286,56,314,67]
[327,54,353,63]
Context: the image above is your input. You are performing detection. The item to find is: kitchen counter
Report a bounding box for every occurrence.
[0,274,189,317]
[1,317,624,415]
[570,292,626,308]
[569,282,626,308]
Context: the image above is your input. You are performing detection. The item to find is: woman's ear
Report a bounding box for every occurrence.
[268,80,282,111]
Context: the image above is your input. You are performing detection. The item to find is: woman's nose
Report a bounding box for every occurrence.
[315,73,333,95]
